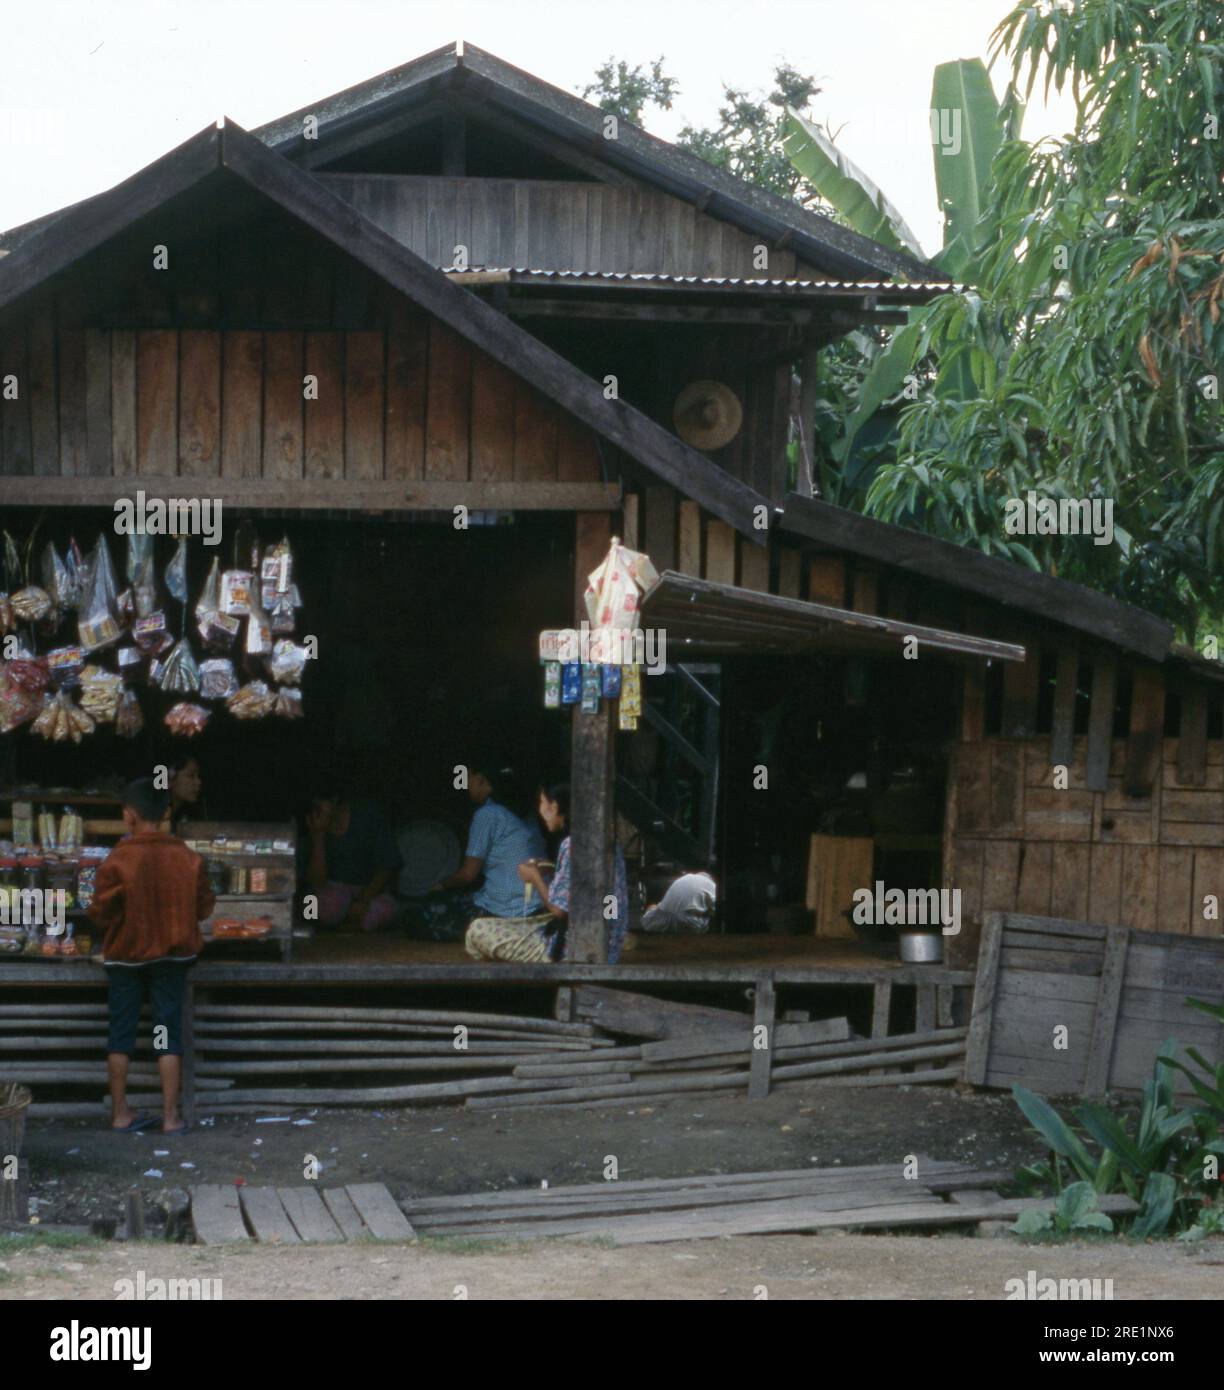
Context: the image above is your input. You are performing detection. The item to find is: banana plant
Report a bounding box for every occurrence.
[782,58,1023,474]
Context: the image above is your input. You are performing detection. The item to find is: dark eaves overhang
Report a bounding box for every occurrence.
[778,492,1175,664]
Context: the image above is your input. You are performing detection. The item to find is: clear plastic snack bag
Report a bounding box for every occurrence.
[195,557,221,623]
[127,532,157,618]
[199,657,238,700]
[158,638,201,694]
[273,686,303,719]
[227,681,275,719]
[165,537,189,604]
[115,687,144,738]
[269,639,308,684]
[164,702,210,737]
[78,535,122,652]
[41,542,72,619]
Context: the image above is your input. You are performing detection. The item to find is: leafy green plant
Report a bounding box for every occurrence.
[1011,1180,1114,1236]
[1012,1044,1195,1235]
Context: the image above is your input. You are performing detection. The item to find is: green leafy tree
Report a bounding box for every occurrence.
[581,58,678,127]
[864,0,1224,637]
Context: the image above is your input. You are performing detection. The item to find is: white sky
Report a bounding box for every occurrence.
[0,0,1076,256]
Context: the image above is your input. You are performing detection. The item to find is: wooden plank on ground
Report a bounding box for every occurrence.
[191,1184,251,1245]
[572,985,748,1040]
[239,1186,301,1244]
[278,1186,344,1243]
[346,1183,417,1241]
[640,1016,850,1063]
[321,1187,368,1240]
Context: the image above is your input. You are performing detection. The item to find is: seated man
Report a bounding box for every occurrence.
[303,784,401,932]
[640,871,717,934]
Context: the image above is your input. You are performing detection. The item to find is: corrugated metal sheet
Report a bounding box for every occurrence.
[444,267,959,294]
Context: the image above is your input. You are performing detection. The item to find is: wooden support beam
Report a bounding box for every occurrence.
[1177,680,1209,787]
[748,975,777,1101]
[1086,656,1117,792]
[1049,644,1079,768]
[1124,666,1165,798]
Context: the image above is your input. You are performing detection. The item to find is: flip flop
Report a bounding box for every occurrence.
[112,1112,155,1134]
[161,1122,190,1136]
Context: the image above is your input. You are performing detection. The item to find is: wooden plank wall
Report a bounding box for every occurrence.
[319,175,805,278]
[0,309,602,485]
[951,737,1224,965]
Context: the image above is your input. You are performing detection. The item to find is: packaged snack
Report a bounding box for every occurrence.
[164,702,210,737]
[63,538,85,611]
[561,662,581,705]
[199,658,238,700]
[273,686,303,719]
[158,638,201,694]
[133,611,168,651]
[41,542,72,618]
[195,557,221,622]
[115,688,144,738]
[12,802,34,847]
[79,665,123,722]
[8,654,49,695]
[618,705,638,732]
[165,538,189,603]
[245,594,272,657]
[263,538,293,594]
[38,812,57,851]
[78,536,121,651]
[47,645,85,688]
[58,812,83,853]
[12,586,52,622]
[543,661,561,708]
[580,663,601,713]
[620,664,642,716]
[269,639,308,684]
[31,690,96,744]
[199,611,240,649]
[227,681,275,720]
[127,533,157,617]
[268,594,296,634]
[221,570,253,616]
[0,667,40,732]
[600,664,622,698]
[116,646,143,674]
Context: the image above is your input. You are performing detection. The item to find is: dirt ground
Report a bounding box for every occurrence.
[22,1080,1043,1229]
[11,1080,1221,1300]
[3,1228,1221,1301]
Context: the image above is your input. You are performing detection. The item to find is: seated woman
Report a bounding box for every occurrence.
[304,782,402,933]
[466,783,629,964]
[418,761,546,942]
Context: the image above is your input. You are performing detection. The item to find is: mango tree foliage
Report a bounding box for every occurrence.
[866,0,1224,637]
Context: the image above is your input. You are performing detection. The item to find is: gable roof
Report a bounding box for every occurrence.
[255,41,946,285]
[778,492,1175,664]
[0,118,767,540]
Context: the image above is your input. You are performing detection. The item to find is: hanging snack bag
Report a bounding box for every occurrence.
[133,611,170,653]
[41,542,72,619]
[0,666,40,732]
[561,662,581,705]
[78,536,122,652]
[31,689,96,744]
[228,681,275,720]
[273,686,303,719]
[600,664,622,698]
[195,557,221,622]
[47,646,85,689]
[63,538,85,611]
[201,611,240,650]
[245,592,272,658]
[269,639,308,685]
[543,661,561,708]
[8,654,49,695]
[79,666,123,723]
[165,538,189,604]
[127,533,157,618]
[164,702,210,737]
[580,663,601,713]
[199,658,238,701]
[263,538,293,594]
[12,586,52,623]
[221,570,253,617]
[620,664,642,717]
[158,638,201,694]
[115,687,144,738]
[268,593,296,635]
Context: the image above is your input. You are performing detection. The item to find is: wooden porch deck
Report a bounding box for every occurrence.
[0,933,972,987]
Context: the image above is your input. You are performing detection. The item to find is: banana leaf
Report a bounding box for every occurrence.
[1131,1172,1177,1238]
[781,109,925,258]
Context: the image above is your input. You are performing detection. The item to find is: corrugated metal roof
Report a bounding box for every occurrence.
[444,267,959,293]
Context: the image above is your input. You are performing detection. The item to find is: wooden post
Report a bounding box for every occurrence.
[182,980,198,1128]
[568,513,615,964]
[747,974,776,1100]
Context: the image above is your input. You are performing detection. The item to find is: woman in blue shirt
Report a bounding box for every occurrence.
[420,762,545,942]
[467,783,629,964]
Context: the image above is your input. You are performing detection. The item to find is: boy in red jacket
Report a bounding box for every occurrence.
[89,778,215,1134]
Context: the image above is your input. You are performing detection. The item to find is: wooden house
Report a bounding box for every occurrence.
[1,38,1220,1015]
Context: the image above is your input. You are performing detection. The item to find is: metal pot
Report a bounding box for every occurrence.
[898,930,943,964]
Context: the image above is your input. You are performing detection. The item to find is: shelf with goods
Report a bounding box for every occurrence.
[180,820,297,962]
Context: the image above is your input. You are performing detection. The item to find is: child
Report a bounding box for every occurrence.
[88,777,215,1134]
